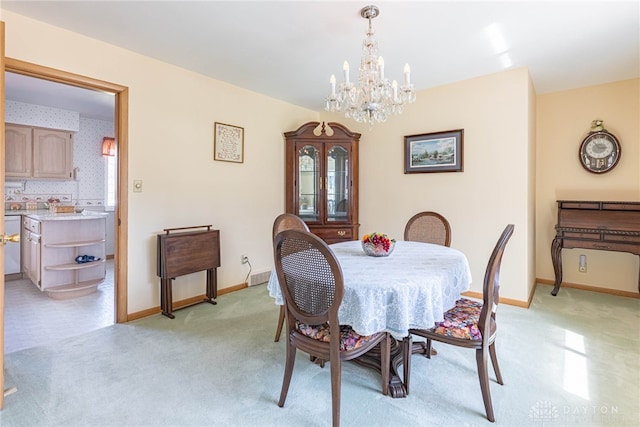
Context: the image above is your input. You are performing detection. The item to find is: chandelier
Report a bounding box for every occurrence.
[325,5,416,126]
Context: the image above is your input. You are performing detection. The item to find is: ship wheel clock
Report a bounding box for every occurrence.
[579,120,621,174]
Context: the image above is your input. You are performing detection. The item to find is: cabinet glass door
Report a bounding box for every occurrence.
[298,145,320,221]
[327,145,349,222]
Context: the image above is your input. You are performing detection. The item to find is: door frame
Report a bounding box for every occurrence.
[0,55,129,408]
[1,20,6,409]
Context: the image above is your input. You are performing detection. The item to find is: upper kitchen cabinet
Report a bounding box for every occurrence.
[5,124,74,180]
[33,128,74,179]
[5,124,33,177]
[284,121,360,244]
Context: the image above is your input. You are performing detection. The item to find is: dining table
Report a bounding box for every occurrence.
[267,239,472,397]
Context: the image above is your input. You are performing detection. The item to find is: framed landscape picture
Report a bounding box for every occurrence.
[214,122,244,163]
[404,129,464,173]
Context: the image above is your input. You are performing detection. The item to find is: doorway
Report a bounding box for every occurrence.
[1,59,129,398]
[4,71,117,351]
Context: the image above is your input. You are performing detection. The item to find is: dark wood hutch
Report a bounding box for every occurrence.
[284,122,360,244]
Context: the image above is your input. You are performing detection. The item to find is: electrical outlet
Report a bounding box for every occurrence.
[241,254,249,264]
[579,254,587,272]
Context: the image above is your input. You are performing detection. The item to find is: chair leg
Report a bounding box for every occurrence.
[274,305,285,342]
[330,357,342,427]
[426,338,433,359]
[476,348,496,422]
[489,342,504,385]
[278,343,297,407]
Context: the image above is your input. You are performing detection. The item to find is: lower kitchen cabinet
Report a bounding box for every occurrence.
[22,213,106,292]
[22,216,41,285]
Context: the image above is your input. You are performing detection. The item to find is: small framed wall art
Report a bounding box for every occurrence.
[404,129,464,173]
[214,122,244,163]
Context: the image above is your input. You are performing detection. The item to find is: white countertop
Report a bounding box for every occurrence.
[6,210,108,220]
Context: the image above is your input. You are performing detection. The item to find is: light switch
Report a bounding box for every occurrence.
[133,180,143,192]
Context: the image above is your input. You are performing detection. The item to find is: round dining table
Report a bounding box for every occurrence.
[268,239,473,397]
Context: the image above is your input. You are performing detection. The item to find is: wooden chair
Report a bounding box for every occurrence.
[404,211,451,247]
[274,229,390,427]
[406,224,514,422]
[272,213,310,342]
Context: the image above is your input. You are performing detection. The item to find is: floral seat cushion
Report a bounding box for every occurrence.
[296,321,382,351]
[431,298,483,340]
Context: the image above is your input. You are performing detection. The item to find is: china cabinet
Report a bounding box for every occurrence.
[284,121,360,244]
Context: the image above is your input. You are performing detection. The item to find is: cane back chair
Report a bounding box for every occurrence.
[407,224,514,422]
[274,229,390,427]
[404,211,452,247]
[272,213,310,342]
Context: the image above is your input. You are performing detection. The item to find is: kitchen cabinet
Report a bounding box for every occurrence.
[5,124,74,180]
[4,216,22,278]
[5,125,32,177]
[284,121,360,244]
[22,216,41,285]
[22,213,106,294]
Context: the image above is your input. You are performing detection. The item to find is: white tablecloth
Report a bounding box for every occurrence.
[268,240,472,339]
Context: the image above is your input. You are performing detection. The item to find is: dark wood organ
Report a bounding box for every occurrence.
[551,200,640,295]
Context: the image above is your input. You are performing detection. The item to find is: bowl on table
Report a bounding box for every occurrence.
[361,232,396,257]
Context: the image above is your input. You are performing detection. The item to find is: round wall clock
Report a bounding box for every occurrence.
[579,127,621,174]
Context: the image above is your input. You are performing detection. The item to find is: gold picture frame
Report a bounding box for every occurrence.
[214,122,244,163]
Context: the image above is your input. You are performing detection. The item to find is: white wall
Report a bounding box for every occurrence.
[536,79,640,294]
[4,102,114,209]
[5,101,118,255]
[2,10,319,313]
[6,9,635,310]
[322,68,535,302]
[3,9,542,310]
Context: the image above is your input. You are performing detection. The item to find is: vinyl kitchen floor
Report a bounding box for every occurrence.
[4,259,114,354]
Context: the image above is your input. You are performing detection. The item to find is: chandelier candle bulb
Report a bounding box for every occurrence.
[404,64,411,85]
[343,61,350,83]
[330,75,336,96]
[378,56,385,79]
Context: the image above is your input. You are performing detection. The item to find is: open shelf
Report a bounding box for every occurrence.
[44,258,106,271]
[44,239,105,248]
[44,279,104,300]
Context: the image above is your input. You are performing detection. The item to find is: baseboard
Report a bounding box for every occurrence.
[536,278,640,299]
[461,290,530,308]
[4,272,23,281]
[125,277,638,322]
[126,282,249,322]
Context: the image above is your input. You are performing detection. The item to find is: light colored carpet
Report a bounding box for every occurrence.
[1,283,638,426]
